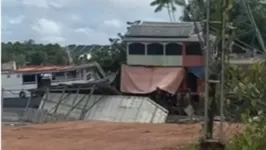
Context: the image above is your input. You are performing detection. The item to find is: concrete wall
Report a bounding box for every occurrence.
[39,93,168,123]
[2,108,75,123]
[3,97,42,108]
[127,55,183,66]
[2,108,25,122]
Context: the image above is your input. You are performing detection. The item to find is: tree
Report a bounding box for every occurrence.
[151,0,266,52]
[178,0,266,52]
[90,34,126,72]
[28,51,48,65]
[226,62,266,150]
[1,40,70,66]
[150,0,185,21]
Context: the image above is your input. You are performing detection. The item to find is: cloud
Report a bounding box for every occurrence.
[32,18,65,43]
[49,1,63,8]
[73,27,110,44]
[70,14,83,22]
[103,19,122,28]
[22,0,49,8]
[2,0,182,45]
[2,0,18,6]
[21,0,69,8]
[74,27,91,34]
[32,18,61,35]
[2,30,13,36]
[41,36,66,43]
[8,15,25,24]
[109,0,153,9]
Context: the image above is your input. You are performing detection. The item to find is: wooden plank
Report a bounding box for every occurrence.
[79,86,95,120]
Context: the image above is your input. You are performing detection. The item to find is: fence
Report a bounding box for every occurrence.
[2,87,169,125]
[2,88,248,149]
[2,88,83,125]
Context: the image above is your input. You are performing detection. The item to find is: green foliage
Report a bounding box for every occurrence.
[90,47,126,72]
[228,62,266,115]
[1,40,69,66]
[150,0,184,21]
[2,37,126,72]
[69,36,126,72]
[227,114,266,150]
[151,0,266,51]
[225,62,266,150]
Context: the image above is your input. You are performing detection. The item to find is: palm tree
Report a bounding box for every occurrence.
[170,0,186,21]
[150,0,173,21]
[150,0,185,22]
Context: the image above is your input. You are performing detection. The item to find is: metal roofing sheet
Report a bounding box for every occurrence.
[125,21,202,38]
[17,66,72,72]
[13,63,96,74]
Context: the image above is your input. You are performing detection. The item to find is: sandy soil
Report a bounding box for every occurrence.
[2,121,243,150]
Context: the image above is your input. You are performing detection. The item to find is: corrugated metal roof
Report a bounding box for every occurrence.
[5,63,97,74]
[125,21,201,38]
[17,66,73,73]
[142,21,198,26]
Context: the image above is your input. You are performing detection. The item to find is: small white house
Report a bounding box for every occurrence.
[2,72,36,98]
[2,63,105,99]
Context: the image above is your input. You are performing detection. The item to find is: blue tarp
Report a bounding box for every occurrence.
[188,67,205,79]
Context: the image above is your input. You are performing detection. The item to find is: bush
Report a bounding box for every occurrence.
[227,113,266,150]
[226,62,266,150]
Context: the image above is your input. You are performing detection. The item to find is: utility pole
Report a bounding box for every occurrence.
[202,0,220,141]
[203,0,210,139]
[200,0,227,149]
[219,0,233,142]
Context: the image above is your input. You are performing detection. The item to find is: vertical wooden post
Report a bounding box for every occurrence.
[53,86,67,114]
[72,88,80,105]
[40,88,49,110]
[23,94,32,120]
[1,88,4,119]
[79,86,95,120]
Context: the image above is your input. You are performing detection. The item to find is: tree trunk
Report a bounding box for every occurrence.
[170,2,176,21]
[166,4,173,21]
[206,78,217,139]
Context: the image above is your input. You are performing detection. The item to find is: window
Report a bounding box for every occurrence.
[128,43,145,55]
[54,72,65,76]
[53,72,65,81]
[23,74,36,84]
[67,71,77,79]
[147,43,163,55]
[165,43,183,55]
[186,42,202,55]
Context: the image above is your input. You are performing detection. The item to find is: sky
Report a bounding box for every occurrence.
[2,0,183,45]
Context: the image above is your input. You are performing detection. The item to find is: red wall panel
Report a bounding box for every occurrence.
[183,56,204,67]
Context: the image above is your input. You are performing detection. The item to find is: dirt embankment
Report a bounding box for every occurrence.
[2,121,243,150]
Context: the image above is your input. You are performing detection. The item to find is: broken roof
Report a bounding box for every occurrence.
[124,21,202,38]
[3,62,106,78]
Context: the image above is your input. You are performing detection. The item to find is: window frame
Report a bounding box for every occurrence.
[22,74,36,84]
[128,43,145,55]
[165,43,183,56]
[147,43,164,55]
[185,42,203,55]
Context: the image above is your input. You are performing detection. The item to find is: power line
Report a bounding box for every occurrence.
[241,0,266,52]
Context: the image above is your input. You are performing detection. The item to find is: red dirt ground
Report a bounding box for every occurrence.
[2,121,243,150]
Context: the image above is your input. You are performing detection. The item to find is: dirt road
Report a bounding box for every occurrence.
[2,121,242,150]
